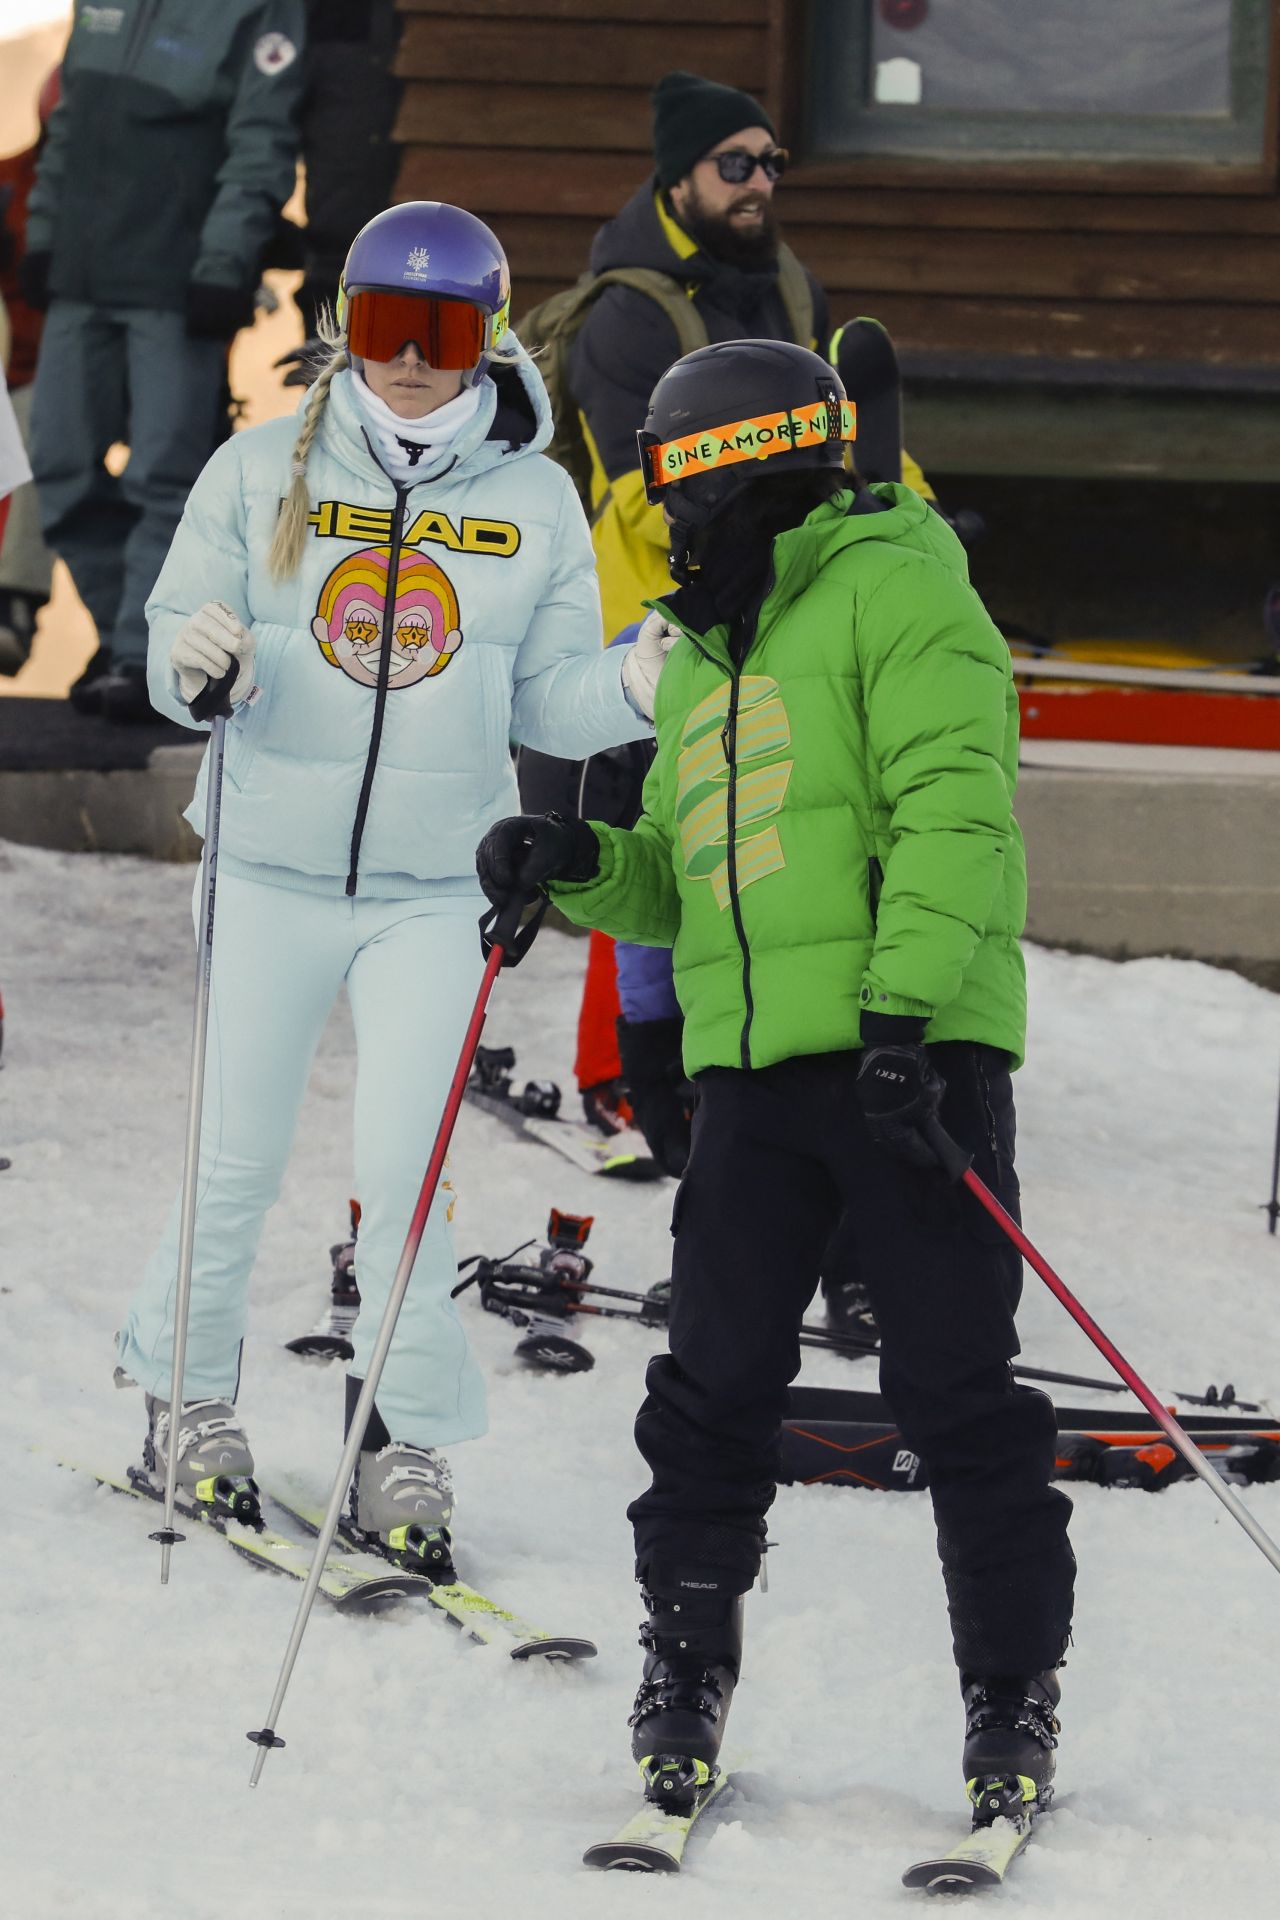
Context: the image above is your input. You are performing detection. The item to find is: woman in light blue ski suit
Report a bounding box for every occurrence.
[116,203,662,1556]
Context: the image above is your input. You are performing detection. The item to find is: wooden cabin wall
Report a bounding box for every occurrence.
[393,0,1280,373]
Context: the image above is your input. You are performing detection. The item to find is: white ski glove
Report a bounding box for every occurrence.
[170,601,255,708]
[620,608,680,721]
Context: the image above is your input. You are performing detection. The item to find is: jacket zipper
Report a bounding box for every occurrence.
[718,573,773,1072]
[123,0,160,71]
[976,1055,1000,1158]
[721,663,755,1071]
[345,480,409,896]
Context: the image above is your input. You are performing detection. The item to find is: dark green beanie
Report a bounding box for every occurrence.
[652,70,776,190]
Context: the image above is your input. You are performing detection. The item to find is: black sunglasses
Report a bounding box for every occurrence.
[708,146,789,185]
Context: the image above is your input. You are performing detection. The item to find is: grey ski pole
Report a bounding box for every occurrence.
[150,662,239,1585]
[1265,1058,1279,1236]
[246,889,545,1784]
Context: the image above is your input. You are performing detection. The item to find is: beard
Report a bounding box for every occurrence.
[679,180,780,271]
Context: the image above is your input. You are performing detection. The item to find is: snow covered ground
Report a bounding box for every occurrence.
[3,834,1280,1918]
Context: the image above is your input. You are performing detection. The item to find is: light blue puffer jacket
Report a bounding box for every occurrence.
[146,347,650,897]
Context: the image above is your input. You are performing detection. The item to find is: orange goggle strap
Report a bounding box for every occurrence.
[642,396,856,501]
[339,284,511,368]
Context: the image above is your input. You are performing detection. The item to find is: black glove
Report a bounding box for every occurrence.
[617,1015,693,1177]
[476,812,600,907]
[184,281,256,342]
[17,249,51,311]
[854,1012,944,1169]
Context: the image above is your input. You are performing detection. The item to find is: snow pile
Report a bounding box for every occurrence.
[2,837,1279,1917]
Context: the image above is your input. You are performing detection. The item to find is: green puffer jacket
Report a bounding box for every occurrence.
[549,485,1028,1075]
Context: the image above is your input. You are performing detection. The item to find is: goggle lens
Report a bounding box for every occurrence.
[711,147,788,185]
[344,288,503,369]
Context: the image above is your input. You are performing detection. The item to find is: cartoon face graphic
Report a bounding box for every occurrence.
[311,547,463,689]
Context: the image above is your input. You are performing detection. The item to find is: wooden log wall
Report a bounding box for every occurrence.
[393,0,1280,374]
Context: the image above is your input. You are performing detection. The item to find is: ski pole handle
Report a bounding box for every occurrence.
[478,888,548,966]
[188,660,239,724]
[923,1115,973,1183]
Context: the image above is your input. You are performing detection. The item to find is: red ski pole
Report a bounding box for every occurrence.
[247,890,546,1784]
[926,1119,1280,1580]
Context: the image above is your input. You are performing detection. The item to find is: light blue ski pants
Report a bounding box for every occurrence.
[116,872,488,1448]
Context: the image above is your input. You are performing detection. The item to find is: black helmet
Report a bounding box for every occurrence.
[636,339,855,534]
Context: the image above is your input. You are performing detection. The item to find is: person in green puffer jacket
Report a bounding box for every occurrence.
[477,341,1075,1826]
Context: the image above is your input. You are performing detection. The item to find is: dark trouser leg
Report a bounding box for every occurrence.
[30,302,133,647]
[853,1044,1075,1676]
[116,311,227,667]
[628,1062,842,1595]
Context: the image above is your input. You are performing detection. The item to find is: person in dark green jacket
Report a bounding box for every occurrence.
[477,340,1075,1828]
[22,0,305,723]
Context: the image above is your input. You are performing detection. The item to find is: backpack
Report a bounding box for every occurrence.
[516,248,815,512]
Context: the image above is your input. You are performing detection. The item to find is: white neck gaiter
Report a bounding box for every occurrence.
[351,373,485,484]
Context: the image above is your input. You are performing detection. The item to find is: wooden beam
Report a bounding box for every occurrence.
[396,0,764,16]
[794,228,1280,305]
[395,148,647,215]
[394,82,653,149]
[778,187,1280,236]
[906,386,1280,482]
[396,17,767,87]
[823,294,1280,367]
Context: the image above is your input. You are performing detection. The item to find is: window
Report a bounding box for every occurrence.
[807,0,1274,166]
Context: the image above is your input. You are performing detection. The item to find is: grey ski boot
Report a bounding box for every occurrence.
[349,1442,456,1581]
[142,1395,260,1526]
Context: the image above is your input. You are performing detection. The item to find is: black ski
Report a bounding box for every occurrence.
[835,315,902,485]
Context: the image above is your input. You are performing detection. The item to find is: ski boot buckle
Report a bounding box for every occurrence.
[967,1773,1048,1831]
[639,1753,716,1814]
[387,1522,456,1583]
[194,1473,263,1529]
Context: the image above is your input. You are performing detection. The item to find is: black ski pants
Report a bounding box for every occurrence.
[628,1044,1076,1678]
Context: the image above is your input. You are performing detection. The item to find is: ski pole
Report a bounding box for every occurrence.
[1265,1058,1280,1236]
[246,888,546,1785]
[926,1119,1280,1581]
[151,662,239,1586]
[794,1322,1260,1414]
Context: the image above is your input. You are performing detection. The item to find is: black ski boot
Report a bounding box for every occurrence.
[961,1670,1061,1828]
[629,1586,744,1811]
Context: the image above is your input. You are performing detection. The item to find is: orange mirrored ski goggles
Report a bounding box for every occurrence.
[639,395,856,503]
[342,286,509,368]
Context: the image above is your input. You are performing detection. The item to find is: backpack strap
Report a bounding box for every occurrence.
[587,266,710,358]
[776,244,816,349]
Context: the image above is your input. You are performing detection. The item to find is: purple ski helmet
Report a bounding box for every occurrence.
[336,202,512,385]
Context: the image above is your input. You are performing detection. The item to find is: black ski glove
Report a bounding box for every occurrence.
[476,811,600,907]
[616,1015,693,1178]
[17,248,51,311]
[185,280,256,341]
[855,1011,944,1170]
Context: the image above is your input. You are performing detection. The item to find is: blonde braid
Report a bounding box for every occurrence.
[267,308,347,581]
